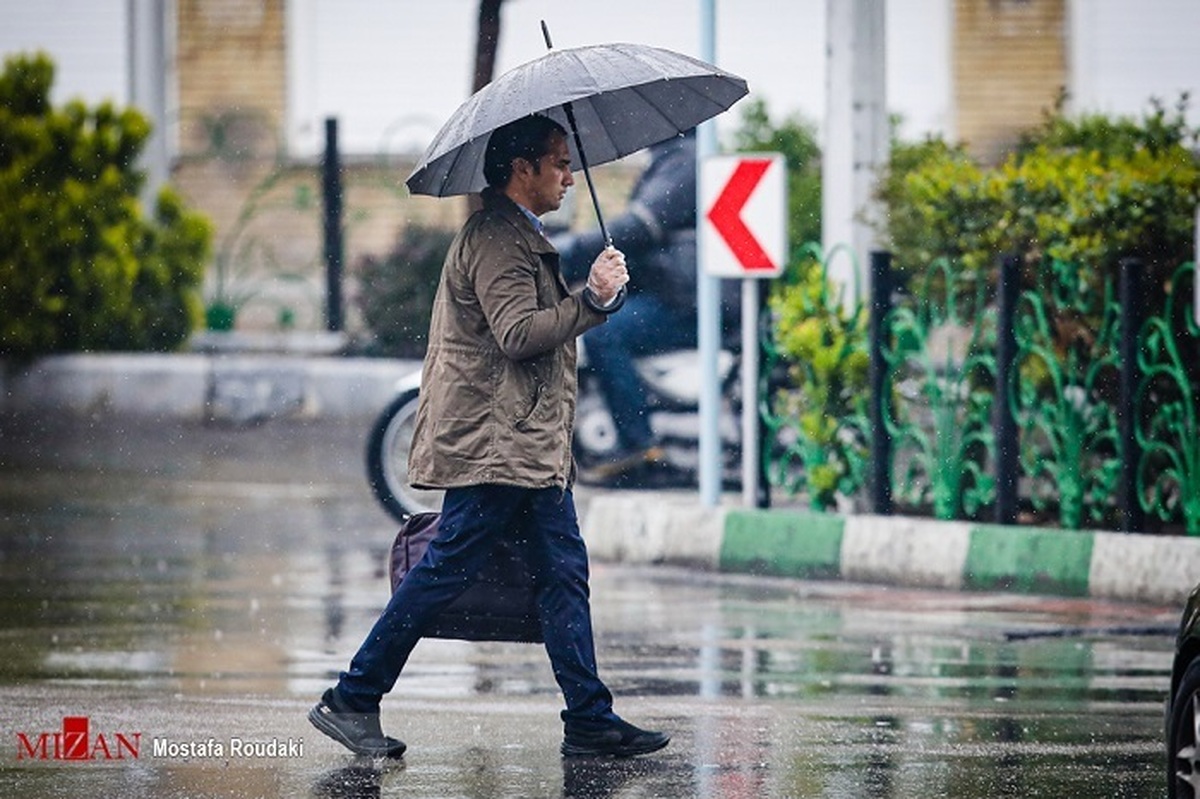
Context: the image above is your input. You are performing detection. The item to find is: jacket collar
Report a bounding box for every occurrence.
[481,187,557,256]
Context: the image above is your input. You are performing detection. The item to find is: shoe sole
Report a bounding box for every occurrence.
[580,448,667,482]
[307,706,406,758]
[560,735,670,758]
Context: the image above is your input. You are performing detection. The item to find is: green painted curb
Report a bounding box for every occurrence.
[720,509,844,579]
[964,524,1095,596]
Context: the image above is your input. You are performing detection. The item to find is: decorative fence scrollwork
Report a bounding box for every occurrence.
[881,259,996,520]
[1136,261,1200,534]
[1009,260,1122,530]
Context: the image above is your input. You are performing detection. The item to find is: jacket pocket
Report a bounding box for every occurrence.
[434,417,490,463]
[514,379,547,431]
[500,355,553,432]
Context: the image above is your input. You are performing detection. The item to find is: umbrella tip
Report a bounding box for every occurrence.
[540,20,553,50]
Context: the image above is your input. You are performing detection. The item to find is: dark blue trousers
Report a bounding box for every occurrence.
[336,484,617,728]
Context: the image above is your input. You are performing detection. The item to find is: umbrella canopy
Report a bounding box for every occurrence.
[405,42,748,198]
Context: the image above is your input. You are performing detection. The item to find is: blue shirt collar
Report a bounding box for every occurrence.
[516,203,546,237]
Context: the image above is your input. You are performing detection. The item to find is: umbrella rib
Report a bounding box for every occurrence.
[628,83,685,140]
[598,78,727,157]
[641,78,731,125]
[436,133,486,195]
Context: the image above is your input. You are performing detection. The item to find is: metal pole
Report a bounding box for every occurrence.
[994,254,1020,525]
[697,0,722,507]
[740,277,759,506]
[542,21,610,245]
[1118,257,1145,533]
[822,0,886,311]
[561,102,610,246]
[128,0,169,207]
[756,280,772,508]
[322,117,344,332]
[869,251,893,515]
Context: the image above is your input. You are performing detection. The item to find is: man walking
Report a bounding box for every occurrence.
[309,113,670,759]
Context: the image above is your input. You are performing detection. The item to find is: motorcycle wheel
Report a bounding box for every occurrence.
[365,388,443,522]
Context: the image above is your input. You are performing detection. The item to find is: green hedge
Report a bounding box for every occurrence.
[876,97,1200,290]
[354,224,452,358]
[0,52,211,357]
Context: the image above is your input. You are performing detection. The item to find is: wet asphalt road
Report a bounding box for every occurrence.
[0,410,1180,798]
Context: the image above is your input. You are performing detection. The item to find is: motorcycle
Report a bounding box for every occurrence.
[365,343,744,522]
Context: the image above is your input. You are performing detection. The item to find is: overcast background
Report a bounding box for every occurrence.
[2,0,1198,157]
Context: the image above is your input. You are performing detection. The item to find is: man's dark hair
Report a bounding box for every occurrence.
[483,114,567,188]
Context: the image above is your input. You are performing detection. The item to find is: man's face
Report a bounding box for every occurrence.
[523,131,574,216]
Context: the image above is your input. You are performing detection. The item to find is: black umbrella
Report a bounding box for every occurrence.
[405,24,748,242]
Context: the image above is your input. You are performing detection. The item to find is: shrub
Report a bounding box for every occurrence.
[877,96,1200,289]
[767,249,870,510]
[354,224,453,358]
[0,52,211,357]
[874,136,1000,278]
[734,103,870,509]
[879,98,1200,392]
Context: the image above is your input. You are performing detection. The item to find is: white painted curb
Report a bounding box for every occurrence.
[582,493,725,569]
[841,515,971,591]
[1089,532,1200,604]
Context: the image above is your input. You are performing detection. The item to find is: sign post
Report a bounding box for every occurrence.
[695,0,721,509]
[700,154,787,507]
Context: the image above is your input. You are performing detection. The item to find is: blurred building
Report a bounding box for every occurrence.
[1,0,1198,331]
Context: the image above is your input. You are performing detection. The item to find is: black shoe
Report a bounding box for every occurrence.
[308,688,406,758]
[579,446,667,484]
[561,718,670,757]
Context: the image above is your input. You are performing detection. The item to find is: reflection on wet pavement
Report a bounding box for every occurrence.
[0,414,1176,797]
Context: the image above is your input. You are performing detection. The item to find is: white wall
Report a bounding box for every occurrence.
[286,0,479,158]
[1068,0,1200,124]
[285,0,952,157]
[0,0,128,105]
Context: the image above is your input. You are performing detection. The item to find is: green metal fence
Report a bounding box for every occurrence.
[763,251,1200,536]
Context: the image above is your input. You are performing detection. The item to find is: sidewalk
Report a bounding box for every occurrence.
[3,351,1196,606]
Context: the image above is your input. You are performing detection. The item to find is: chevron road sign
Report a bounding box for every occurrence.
[699,153,786,278]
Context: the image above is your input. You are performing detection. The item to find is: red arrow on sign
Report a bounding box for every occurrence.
[705,158,775,270]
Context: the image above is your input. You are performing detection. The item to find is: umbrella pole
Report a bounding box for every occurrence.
[562,103,611,247]
[541,21,611,247]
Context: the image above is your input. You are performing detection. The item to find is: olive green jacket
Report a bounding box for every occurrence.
[407,188,609,490]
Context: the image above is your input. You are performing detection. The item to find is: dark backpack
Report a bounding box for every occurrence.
[387,512,543,643]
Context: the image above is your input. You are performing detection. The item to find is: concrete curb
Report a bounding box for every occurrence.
[0,353,421,422]
[583,497,1200,605]
[583,494,728,570]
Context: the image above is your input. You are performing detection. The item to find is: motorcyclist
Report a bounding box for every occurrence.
[556,129,733,481]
